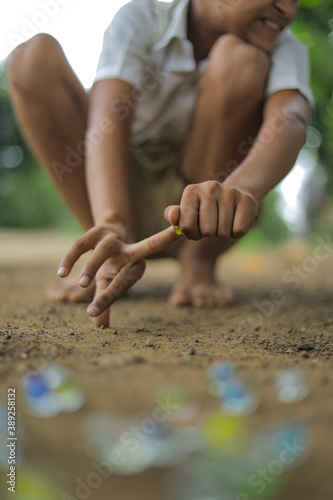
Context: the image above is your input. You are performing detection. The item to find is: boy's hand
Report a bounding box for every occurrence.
[57,224,181,327]
[164,181,260,240]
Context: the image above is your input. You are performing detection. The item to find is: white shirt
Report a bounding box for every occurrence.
[94,0,313,146]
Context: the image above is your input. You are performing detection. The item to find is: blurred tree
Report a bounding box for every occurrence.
[0,61,77,229]
[294,0,333,191]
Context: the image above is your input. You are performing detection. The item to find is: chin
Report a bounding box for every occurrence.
[248,37,277,53]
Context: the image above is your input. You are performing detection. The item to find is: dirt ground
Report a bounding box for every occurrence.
[0,229,333,500]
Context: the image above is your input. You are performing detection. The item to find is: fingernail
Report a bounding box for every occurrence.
[87,305,99,316]
[58,266,67,277]
[79,275,90,287]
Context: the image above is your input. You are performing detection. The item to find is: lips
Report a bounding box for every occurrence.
[256,17,284,34]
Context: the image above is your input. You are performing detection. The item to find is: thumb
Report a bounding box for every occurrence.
[164,205,180,226]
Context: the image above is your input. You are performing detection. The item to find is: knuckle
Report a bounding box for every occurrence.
[232,225,248,239]
[91,225,101,236]
[102,235,119,252]
[122,249,134,264]
[147,238,160,254]
[183,184,197,199]
[200,226,215,237]
[222,185,236,198]
[204,181,220,198]
[179,222,192,235]
[73,238,85,251]
[101,237,114,252]
[183,230,201,241]
[217,228,231,239]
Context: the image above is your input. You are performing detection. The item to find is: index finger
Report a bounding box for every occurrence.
[125,226,183,262]
[58,228,99,277]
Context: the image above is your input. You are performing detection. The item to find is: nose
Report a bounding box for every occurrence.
[274,0,298,20]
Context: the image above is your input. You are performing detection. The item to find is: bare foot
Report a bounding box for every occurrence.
[169,258,235,308]
[46,277,96,302]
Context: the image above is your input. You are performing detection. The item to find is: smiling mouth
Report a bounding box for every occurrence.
[256,18,284,34]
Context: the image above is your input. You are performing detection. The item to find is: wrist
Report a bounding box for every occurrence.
[95,212,136,243]
[223,175,263,205]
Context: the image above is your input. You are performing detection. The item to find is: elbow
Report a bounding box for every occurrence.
[283,98,311,148]
[265,91,311,148]
[274,108,309,149]
[289,112,309,148]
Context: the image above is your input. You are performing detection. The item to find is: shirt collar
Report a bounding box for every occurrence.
[152,0,191,52]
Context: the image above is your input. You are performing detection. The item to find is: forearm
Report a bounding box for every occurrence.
[85,80,136,239]
[224,91,310,202]
[224,115,307,201]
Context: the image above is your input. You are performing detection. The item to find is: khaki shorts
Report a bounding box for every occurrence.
[129,142,187,259]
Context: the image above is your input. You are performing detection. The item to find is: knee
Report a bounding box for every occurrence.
[7,33,63,95]
[204,34,271,108]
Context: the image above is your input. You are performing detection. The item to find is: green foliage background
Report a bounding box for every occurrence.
[0,69,78,231]
[0,0,332,240]
[293,0,333,192]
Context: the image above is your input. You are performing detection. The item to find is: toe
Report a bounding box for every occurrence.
[46,286,66,301]
[206,296,216,307]
[68,288,94,303]
[218,290,235,306]
[191,286,235,308]
[168,288,191,306]
[46,279,96,303]
[192,295,206,307]
[192,295,216,308]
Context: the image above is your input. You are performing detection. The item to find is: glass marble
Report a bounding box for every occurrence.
[221,379,259,416]
[275,369,309,403]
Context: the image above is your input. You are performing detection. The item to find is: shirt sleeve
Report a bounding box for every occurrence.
[267,28,314,108]
[94,0,153,87]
